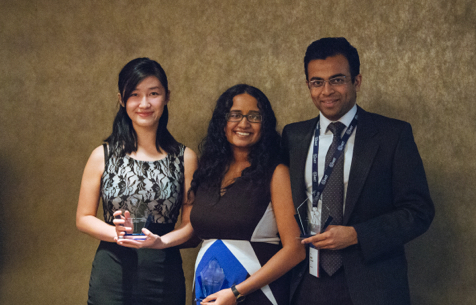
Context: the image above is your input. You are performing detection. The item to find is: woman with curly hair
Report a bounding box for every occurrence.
[190,84,305,305]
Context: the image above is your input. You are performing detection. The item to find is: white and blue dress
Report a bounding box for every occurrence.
[190,172,290,305]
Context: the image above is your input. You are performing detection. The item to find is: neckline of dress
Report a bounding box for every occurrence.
[220,181,236,197]
[125,153,169,163]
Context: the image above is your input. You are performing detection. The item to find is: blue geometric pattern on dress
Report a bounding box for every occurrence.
[195,240,248,304]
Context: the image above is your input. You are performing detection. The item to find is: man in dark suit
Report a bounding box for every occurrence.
[281,37,434,305]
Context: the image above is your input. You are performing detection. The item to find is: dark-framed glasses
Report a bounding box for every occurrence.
[308,76,349,89]
[225,111,262,123]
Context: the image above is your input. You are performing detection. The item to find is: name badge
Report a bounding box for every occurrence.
[309,207,320,277]
[309,247,319,277]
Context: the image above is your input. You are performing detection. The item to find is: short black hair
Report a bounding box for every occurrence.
[304,37,360,82]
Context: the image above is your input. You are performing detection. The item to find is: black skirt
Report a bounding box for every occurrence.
[87,223,185,305]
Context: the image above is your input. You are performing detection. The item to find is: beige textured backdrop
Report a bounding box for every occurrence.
[1,0,475,304]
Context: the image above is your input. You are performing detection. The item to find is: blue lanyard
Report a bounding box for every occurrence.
[311,113,358,208]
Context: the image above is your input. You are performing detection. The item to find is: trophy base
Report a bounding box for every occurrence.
[124,234,146,240]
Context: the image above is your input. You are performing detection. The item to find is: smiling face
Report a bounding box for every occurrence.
[307,54,362,121]
[225,93,262,153]
[121,75,169,130]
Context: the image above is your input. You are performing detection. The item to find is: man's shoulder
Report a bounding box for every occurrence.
[282,117,318,133]
[359,107,412,131]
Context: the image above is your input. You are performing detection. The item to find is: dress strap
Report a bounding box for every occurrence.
[179,143,186,157]
[102,143,109,171]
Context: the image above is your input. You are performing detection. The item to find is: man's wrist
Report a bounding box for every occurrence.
[349,226,358,245]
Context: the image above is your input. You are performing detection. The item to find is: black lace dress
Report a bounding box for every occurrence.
[87,144,186,305]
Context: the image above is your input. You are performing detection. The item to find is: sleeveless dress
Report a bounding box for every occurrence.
[190,173,290,305]
[87,144,186,305]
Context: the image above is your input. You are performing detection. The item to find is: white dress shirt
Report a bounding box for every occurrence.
[304,105,357,227]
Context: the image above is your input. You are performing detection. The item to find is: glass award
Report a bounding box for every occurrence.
[124,200,151,240]
[295,197,333,238]
[196,258,225,304]
[296,198,334,278]
[295,197,314,238]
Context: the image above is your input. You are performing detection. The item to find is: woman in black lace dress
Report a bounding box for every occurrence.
[76,58,197,305]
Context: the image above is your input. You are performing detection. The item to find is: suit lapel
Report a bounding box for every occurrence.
[344,107,379,225]
[290,117,318,210]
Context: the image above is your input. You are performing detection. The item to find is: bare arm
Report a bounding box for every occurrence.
[76,146,117,242]
[116,147,198,249]
[202,164,306,305]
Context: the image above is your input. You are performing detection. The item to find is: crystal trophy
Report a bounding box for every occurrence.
[196,258,225,304]
[124,200,151,240]
[295,197,333,238]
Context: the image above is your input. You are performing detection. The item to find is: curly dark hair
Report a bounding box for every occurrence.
[191,84,281,193]
[105,57,179,156]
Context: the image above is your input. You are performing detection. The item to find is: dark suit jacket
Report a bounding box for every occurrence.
[281,106,434,305]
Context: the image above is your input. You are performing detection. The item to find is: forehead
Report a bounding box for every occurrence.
[230,93,259,111]
[307,54,351,79]
[135,75,163,90]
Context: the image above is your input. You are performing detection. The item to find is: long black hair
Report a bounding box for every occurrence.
[105,58,179,156]
[191,84,281,193]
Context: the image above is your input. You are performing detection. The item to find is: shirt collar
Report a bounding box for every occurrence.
[319,104,357,135]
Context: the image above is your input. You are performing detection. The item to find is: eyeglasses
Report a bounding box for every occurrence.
[308,76,349,89]
[226,112,262,123]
